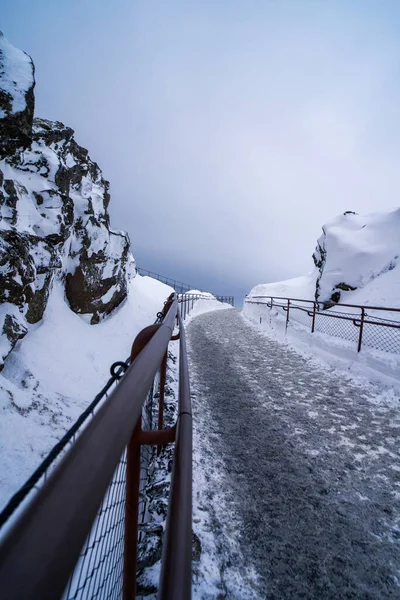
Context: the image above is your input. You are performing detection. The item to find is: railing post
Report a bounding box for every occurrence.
[285,298,290,332]
[157,351,168,456]
[311,302,316,333]
[123,322,163,599]
[123,421,141,600]
[358,307,365,352]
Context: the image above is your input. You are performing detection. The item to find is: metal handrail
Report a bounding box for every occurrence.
[137,267,197,292]
[245,294,400,353]
[159,309,192,600]
[0,295,193,600]
[138,267,234,306]
[247,295,400,314]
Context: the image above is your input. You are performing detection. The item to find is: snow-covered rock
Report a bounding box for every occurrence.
[313,209,400,307]
[0,34,174,510]
[0,34,135,367]
[249,208,400,309]
[0,32,35,158]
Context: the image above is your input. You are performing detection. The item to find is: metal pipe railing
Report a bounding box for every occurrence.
[159,310,192,600]
[0,294,194,600]
[138,267,234,306]
[247,295,400,314]
[137,268,196,293]
[245,295,400,354]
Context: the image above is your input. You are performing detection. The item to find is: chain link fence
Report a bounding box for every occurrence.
[246,297,400,355]
[0,314,165,600]
[62,377,160,600]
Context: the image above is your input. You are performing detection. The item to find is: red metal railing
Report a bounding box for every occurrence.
[245,295,400,354]
[0,293,199,600]
[137,267,235,306]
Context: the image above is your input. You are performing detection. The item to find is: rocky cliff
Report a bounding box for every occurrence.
[0,32,135,368]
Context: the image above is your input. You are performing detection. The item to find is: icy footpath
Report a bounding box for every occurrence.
[187,309,400,599]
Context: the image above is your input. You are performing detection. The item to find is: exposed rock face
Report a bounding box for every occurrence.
[0,32,35,159]
[0,35,135,367]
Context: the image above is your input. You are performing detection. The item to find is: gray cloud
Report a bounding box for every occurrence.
[3,0,400,300]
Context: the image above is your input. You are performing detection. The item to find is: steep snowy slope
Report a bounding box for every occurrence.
[249,208,400,309]
[0,275,173,510]
[0,34,173,509]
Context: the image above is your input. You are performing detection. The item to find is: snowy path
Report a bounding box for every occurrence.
[187,309,400,600]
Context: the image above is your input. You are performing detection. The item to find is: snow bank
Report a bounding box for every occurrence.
[185,289,214,298]
[245,207,400,389]
[248,208,400,309]
[243,303,400,393]
[0,275,173,510]
[249,274,317,301]
[184,298,233,323]
[314,209,400,307]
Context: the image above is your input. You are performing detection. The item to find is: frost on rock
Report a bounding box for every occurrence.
[0,32,35,158]
[0,35,136,367]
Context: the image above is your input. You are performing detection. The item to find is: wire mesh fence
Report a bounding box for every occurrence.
[246,297,400,355]
[62,376,160,600]
[138,373,159,534]
[0,361,129,533]
[0,293,195,600]
[63,451,127,600]
[0,307,168,600]
[363,319,400,354]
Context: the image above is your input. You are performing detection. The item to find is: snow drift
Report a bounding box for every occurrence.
[249,208,400,309]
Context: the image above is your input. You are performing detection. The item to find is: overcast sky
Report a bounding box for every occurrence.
[3,0,400,300]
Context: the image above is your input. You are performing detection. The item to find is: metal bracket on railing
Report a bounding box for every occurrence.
[137,426,176,446]
[110,361,129,379]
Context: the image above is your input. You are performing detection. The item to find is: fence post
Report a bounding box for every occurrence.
[123,421,141,600]
[157,352,168,456]
[311,302,316,333]
[123,323,161,599]
[285,298,290,333]
[357,307,365,352]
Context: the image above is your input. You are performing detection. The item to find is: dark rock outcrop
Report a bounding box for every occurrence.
[0,35,135,367]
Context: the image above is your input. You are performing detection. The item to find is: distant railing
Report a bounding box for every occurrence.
[215,295,235,306]
[0,293,202,600]
[245,295,400,354]
[137,267,197,294]
[137,267,235,306]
